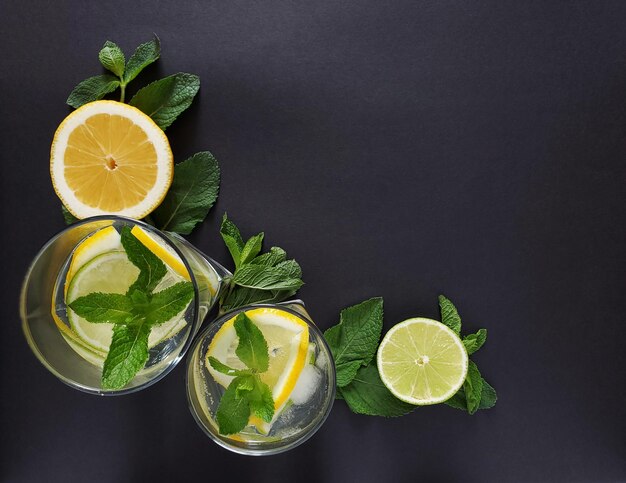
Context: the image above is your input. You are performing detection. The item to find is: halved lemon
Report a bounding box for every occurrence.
[206,307,309,433]
[377,317,468,405]
[50,100,173,219]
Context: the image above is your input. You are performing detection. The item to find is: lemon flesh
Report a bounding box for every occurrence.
[50,100,173,219]
[377,317,468,405]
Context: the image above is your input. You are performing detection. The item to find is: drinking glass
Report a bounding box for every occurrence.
[20,216,231,395]
[186,301,336,455]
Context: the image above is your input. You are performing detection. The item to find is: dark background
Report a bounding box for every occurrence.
[1,1,625,482]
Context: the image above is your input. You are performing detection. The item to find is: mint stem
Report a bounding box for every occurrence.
[120,83,126,103]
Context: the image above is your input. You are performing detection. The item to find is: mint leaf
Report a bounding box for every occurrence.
[123,35,160,84]
[234,313,269,372]
[61,205,78,225]
[66,74,120,108]
[464,361,483,415]
[99,41,125,77]
[143,281,194,325]
[336,360,362,387]
[328,298,383,387]
[220,214,245,267]
[130,73,199,130]
[478,378,497,409]
[249,378,275,423]
[208,357,252,377]
[219,285,298,313]
[68,293,133,324]
[120,226,167,293]
[439,295,461,334]
[250,247,286,266]
[273,259,302,279]
[151,152,220,234]
[216,376,252,435]
[239,233,264,266]
[323,324,341,354]
[232,264,304,291]
[445,376,497,412]
[234,374,256,398]
[463,329,487,355]
[101,322,150,390]
[341,364,415,417]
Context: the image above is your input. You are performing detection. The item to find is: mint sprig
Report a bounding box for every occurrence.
[67,226,194,390]
[62,37,216,234]
[438,295,497,414]
[218,214,304,312]
[212,313,275,434]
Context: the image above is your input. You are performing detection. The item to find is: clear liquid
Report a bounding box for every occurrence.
[51,223,195,376]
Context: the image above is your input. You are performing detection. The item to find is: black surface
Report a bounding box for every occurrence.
[1,1,625,482]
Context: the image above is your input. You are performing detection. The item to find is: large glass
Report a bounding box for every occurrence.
[186,301,336,455]
[20,216,230,395]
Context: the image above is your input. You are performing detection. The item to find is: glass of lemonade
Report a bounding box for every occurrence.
[186,301,336,455]
[20,216,230,395]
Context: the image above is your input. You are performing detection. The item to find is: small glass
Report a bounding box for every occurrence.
[20,216,231,395]
[186,301,336,455]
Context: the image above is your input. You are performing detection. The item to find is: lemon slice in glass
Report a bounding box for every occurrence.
[377,317,468,405]
[206,307,309,433]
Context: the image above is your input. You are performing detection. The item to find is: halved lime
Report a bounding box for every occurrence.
[66,250,188,354]
[377,317,468,405]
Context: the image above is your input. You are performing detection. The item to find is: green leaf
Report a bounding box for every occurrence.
[249,378,275,423]
[216,376,252,435]
[129,73,200,130]
[323,324,342,354]
[439,295,461,334]
[335,360,362,387]
[445,376,497,412]
[341,364,415,417]
[152,152,220,234]
[479,378,497,409]
[239,233,264,266]
[208,357,252,377]
[328,298,383,386]
[234,375,255,398]
[463,328,487,355]
[98,41,125,77]
[61,205,79,225]
[68,293,134,324]
[66,74,120,108]
[144,282,194,325]
[120,226,167,293]
[273,259,302,279]
[101,322,150,390]
[232,264,304,291]
[464,361,483,415]
[250,247,286,267]
[234,313,269,372]
[123,35,160,84]
[220,214,245,267]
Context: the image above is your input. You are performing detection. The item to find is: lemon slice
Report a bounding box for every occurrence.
[65,225,121,292]
[66,251,188,354]
[377,318,468,405]
[206,307,309,433]
[130,225,190,280]
[50,100,173,219]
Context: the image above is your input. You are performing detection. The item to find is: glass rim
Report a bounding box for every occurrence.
[185,301,336,455]
[20,215,202,396]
